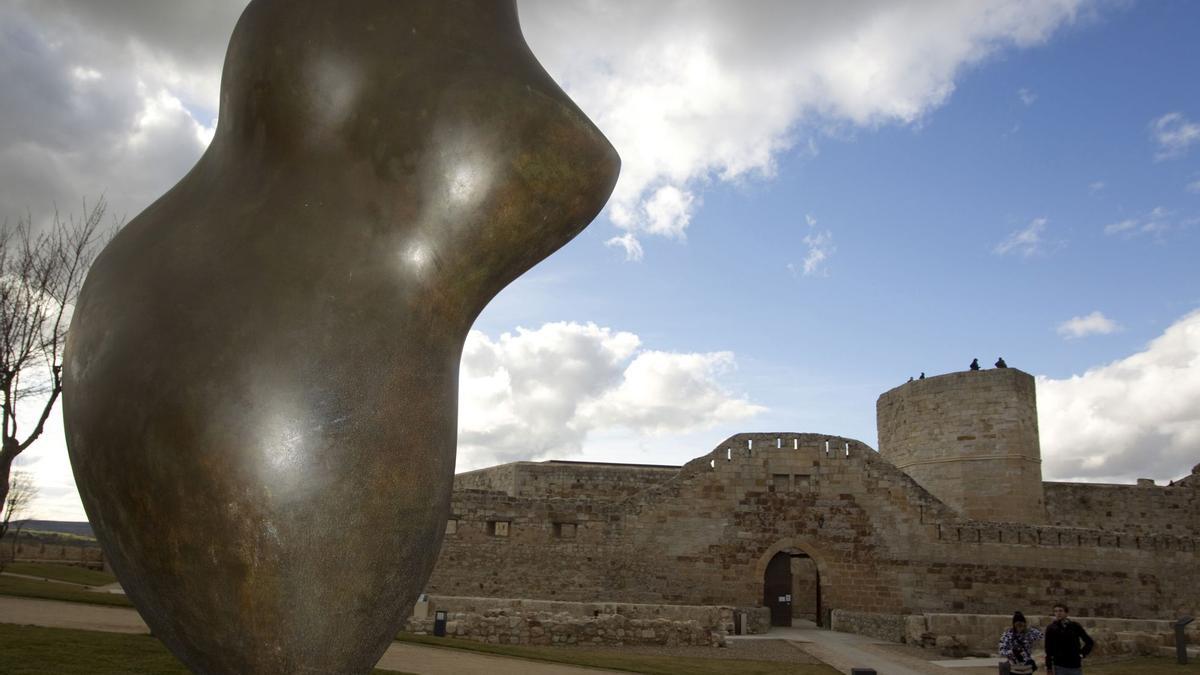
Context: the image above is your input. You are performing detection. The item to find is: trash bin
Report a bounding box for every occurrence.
[1177,616,1194,665]
[734,611,743,636]
[433,610,448,638]
[850,669,876,675]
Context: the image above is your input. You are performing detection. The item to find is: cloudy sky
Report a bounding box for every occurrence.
[3,0,1199,520]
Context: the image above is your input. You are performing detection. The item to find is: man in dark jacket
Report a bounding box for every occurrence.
[1045,603,1094,674]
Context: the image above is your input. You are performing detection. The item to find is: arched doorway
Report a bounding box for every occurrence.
[760,543,824,628]
[763,551,793,626]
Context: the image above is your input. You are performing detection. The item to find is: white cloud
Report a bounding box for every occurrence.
[1018,87,1037,105]
[1039,309,1200,483]
[604,233,645,262]
[1102,218,1137,235]
[520,0,1090,248]
[801,230,836,276]
[1150,112,1200,160]
[11,389,84,521]
[1088,180,1106,194]
[1,1,1096,245]
[1102,206,1179,239]
[993,217,1048,257]
[0,3,230,227]
[457,322,763,471]
[640,185,696,238]
[580,351,765,435]
[1057,311,1120,339]
[789,213,835,277]
[1187,179,1200,194]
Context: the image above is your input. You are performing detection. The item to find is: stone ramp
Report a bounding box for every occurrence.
[731,623,992,675]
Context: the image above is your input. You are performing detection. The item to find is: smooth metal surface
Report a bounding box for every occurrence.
[62,1,619,673]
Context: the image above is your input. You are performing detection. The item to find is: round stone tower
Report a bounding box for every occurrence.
[876,368,1045,523]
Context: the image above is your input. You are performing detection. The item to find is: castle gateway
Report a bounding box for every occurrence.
[422,368,1198,638]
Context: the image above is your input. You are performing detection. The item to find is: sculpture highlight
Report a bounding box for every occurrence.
[62,1,619,673]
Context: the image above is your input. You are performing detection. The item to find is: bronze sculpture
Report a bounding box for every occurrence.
[62,1,619,673]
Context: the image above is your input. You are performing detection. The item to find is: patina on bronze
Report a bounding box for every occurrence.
[62,1,619,673]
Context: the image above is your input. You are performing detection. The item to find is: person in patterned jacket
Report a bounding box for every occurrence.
[999,611,1044,674]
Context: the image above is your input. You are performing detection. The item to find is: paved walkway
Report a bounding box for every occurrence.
[731,622,998,675]
[0,595,147,634]
[0,596,620,674]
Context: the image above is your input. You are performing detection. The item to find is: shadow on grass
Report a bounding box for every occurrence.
[2,562,117,587]
[0,624,413,674]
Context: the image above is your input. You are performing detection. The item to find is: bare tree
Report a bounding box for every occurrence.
[1,470,37,539]
[0,199,116,513]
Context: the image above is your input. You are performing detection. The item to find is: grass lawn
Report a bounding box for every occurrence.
[3,562,117,587]
[397,632,840,675]
[0,624,413,675]
[0,575,133,607]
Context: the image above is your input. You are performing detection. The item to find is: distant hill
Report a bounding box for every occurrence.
[20,520,94,538]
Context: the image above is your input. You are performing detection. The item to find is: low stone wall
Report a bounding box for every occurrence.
[905,613,1200,658]
[830,610,907,643]
[407,609,726,647]
[6,542,104,566]
[421,595,769,635]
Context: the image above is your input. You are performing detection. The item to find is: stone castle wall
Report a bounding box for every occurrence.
[1044,481,1200,536]
[877,369,1045,523]
[454,460,678,499]
[426,433,1199,622]
[453,462,519,494]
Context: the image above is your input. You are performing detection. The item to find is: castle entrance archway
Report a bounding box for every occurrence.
[758,540,825,628]
[763,551,792,626]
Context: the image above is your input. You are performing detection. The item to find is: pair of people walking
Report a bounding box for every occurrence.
[999,604,1094,674]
